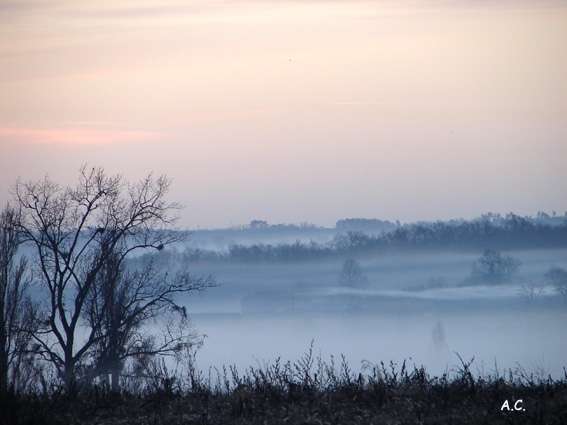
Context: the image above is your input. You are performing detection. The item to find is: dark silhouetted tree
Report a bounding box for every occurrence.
[0,204,41,393]
[86,248,214,391]
[13,166,215,390]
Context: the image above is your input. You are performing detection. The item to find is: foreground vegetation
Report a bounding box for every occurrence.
[2,349,566,425]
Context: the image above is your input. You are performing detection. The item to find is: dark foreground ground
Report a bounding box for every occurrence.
[2,357,566,425]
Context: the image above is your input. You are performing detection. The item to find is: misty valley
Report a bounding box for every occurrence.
[3,170,567,423]
[170,215,567,380]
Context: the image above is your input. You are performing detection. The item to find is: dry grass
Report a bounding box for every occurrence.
[2,348,566,425]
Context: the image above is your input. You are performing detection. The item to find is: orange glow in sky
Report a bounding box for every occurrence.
[1,1,566,228]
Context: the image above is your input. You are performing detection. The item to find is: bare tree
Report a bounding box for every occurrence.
[517,281,545,308]
[86,249,214,391]
[0,203,40,393]
[338,259,368,289]
[13,166,214,389]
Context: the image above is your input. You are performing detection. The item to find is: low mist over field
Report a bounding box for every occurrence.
[160,215,567,378]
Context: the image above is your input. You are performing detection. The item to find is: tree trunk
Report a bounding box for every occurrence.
[111,369,119,392]
[0,354,8,394]
[0,318,8,394]
[63,356,77,394]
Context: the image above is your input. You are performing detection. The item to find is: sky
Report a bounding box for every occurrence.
[1,0,566,229]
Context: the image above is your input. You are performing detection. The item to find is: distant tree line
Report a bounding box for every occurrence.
[335,218,398,233]
[178,214,567,263]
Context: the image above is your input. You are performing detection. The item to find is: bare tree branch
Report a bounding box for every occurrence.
[12,165,213,390]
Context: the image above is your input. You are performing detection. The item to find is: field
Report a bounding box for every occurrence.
[183,248,567,380]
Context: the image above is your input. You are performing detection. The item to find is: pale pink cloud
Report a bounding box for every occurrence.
[0,124,164,146]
